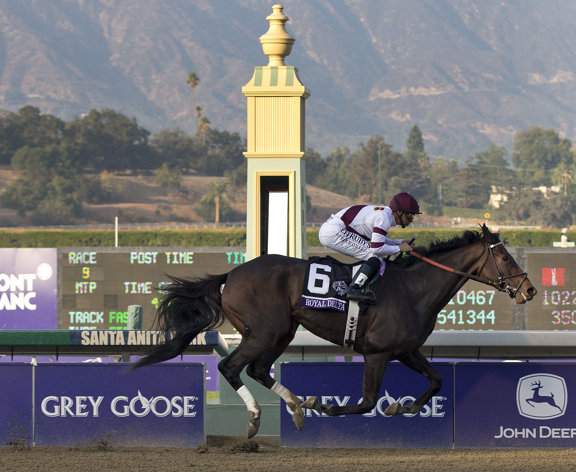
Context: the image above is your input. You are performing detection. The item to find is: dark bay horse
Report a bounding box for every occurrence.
[133,224,536,437]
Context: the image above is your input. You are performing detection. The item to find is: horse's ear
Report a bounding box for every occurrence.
[480,223,491,240]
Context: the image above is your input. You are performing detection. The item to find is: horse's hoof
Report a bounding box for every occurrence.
[292,411,305,431]
[246,417,260,439]
[300,396,318,409]
[384,402,403,416]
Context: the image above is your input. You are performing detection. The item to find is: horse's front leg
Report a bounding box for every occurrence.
[385,350,442,416]
[304,352,391,416]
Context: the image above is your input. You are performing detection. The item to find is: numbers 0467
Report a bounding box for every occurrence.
[436,289,496,327]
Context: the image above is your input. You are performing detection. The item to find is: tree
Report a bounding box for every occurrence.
[196,180,235,223]
[149,127,197,170]
[154,162,182,194]
[500,189,576,227]
[512,127,573,186]
[200,129,244,176]
[453,163,489,208]
[470,143,515,190]
[225,161,247,189]
[345,136,403,201]
[11,143,81,184]
[0,106,67,165]
[0,143,85,222]
[397,137,430,205]
[32,175,83,225]
[451,143,518,209]
[303,147,326,185]
[403,125,432,202]
[428,156,460,207]
[195,106,203,131]
[151,127,244,176]
[198,116,211,146]
[539,195,576,227]
[406,124,426,164]
[67,109,153,171]
[186,72,200,130]
[314,146,351,193]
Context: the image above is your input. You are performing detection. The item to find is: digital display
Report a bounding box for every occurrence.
[56,248,571,334]
[434,280,512,331]
[59,249,245,333]
[526,253,576,330]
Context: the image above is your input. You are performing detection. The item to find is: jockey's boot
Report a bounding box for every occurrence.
[346,257,381,304]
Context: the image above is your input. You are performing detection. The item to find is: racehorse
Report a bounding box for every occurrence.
[132,224,536,438]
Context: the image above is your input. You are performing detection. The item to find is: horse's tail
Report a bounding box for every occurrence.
[131,272,228,370]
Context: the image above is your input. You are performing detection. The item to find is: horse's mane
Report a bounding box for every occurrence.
[423,230,483,256]
[393,227,498,268]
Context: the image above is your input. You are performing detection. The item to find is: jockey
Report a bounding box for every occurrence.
[318,192,420,303]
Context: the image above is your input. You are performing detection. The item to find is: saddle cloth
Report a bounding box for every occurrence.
[301,256,359,312]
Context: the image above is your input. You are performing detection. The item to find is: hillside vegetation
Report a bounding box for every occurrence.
[0,1,576,159]
[0,168,359,227]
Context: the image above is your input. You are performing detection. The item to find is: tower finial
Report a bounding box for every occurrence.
[259,4,295,66]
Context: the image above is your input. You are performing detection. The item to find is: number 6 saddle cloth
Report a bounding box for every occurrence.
[301,256,360,313]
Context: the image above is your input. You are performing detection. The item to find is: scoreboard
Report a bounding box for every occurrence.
[526,253,576,330]
[59,248,245,333]
[434,281,512,330]
[52,247,576,333]
[434,250,576,331]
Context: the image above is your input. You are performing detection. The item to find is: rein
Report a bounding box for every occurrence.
[409,241,528,297]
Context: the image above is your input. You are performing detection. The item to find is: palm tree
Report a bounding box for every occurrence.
[199,116,211,146]
[195,106,203,132]
[186,72,200,129]
[200,180,231,223]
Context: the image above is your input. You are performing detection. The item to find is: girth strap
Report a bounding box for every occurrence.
[344,300,360,349]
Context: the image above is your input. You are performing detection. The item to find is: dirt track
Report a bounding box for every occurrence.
[2,439,576,472]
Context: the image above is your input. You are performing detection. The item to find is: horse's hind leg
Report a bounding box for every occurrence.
[218,344,264,438]
[245,327,307,431]
[386,350,442,416]
[305,352,392,416]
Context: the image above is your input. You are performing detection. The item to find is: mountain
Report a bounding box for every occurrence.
[0,0,575,161]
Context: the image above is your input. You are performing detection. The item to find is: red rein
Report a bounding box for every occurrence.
[409,250,458,274]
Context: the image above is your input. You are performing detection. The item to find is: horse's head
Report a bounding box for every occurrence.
[480,224,537,304]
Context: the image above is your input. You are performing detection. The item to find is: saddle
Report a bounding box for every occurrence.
[301,256,377,348]
[301,256,356,312]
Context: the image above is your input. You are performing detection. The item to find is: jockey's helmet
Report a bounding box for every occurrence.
[389,192,421,214]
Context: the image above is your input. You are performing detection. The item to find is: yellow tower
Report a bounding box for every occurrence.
[242,4,310,261]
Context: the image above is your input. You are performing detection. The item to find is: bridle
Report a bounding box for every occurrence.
[409,241,529,298]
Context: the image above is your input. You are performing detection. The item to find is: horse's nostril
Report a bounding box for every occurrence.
[527,287,537,296]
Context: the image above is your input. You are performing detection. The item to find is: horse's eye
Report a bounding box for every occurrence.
[502,254,509,262]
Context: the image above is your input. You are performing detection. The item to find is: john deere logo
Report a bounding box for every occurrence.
[516,374,567,420]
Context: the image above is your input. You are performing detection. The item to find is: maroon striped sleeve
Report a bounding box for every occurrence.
[373,227,388,236]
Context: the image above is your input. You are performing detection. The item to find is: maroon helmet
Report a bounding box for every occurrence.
[389,192,421,214]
